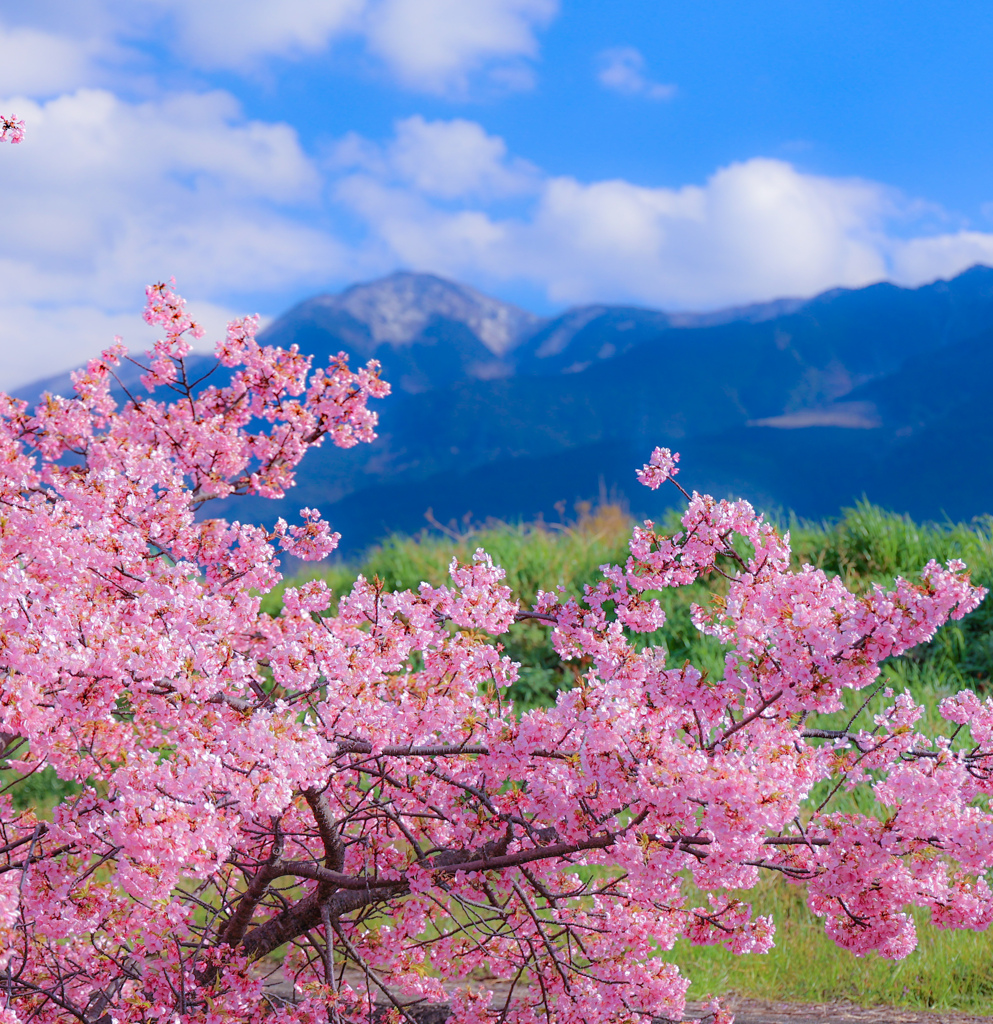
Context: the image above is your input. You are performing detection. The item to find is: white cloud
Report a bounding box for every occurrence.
[5,99,993,392]
[330,121,993,308]
[0,89,333,298]
[0,2,147,98]
[0,25,101,96]
[596,47,676,101]
[141,0,365,70]
[363,0,557,94]
[334,115,538,199]
[0,88,344,388]
[890,231,993,286]
[389,115,537,197]
[144,0,557,87]
[335,143,897,308]
[336,172,510,273]
[0,1,558,98]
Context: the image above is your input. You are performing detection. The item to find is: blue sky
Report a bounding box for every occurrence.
[2,0,993,387]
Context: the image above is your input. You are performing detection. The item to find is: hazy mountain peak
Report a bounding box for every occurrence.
[535,306,608,358]
[316,271,540,356]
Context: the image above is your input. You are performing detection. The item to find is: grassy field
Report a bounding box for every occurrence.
[7,498,993,1010]
[671,876,993,1010]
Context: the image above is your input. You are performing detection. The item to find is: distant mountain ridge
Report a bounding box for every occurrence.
[255,272,824,392]
[14,266,993,553]
[319,273,539,356]
[261,273,540,395]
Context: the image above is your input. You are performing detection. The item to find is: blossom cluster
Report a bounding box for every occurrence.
[0,286,991,1024]
[0,115,24,144]
[635,445,679,490]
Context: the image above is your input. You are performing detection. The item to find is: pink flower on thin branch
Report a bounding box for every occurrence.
[637,445,680,489]
[0,114,24,144]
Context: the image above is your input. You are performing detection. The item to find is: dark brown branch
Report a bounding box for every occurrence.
[744,859,818,879]
[240,885,407,961]
[206,692,254,712]
[427,825,512,869]
[514,610,559,624]
[432,835,616,877]
[1,974,90,1023]
[0,824,49,857]
[241,890,324,961]
[336,739,489,758]
[646,833,831,855]
[248,826,630,960]
[217,822,285,950]
[0,842,75,874]
[710,690,784,751]
[276,861,401,890]
[303,788,346,875]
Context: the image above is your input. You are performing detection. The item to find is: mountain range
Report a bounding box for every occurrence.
[15,267,993,554]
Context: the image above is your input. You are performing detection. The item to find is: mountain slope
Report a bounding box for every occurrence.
[259,272,540,394]
[14,266,993,553]
[212,266,993,550]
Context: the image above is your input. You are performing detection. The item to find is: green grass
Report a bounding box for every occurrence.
[789,500,993,690]
[0,762,83,816]
[670,876,993,1012]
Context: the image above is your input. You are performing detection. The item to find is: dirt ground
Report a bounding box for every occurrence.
[383,1002,993,1024]
[692,996,993,1024]
[265,969,993,1023]
[356,1001,993,1023]
[270,986,993,1023]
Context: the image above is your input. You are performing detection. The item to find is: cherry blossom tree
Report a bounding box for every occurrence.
[0,276,991,1024]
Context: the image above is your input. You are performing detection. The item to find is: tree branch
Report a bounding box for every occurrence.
[710,690,784,750]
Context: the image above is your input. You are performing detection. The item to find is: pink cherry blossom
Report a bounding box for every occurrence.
[0,114,24,144]
[0,286,991,1023]
[636,445,679,489]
